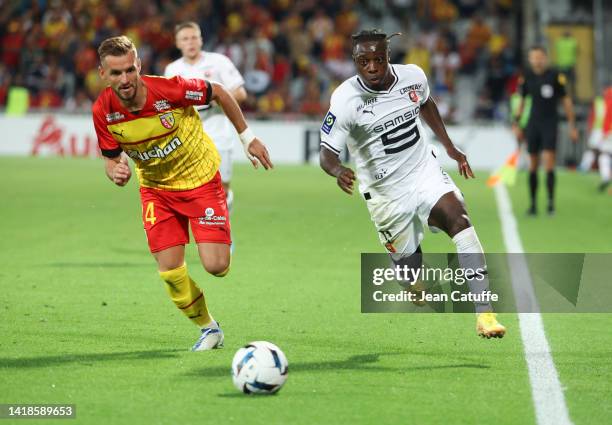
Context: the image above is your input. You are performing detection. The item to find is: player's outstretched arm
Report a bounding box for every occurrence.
[210,82,273,170]
[104,154,131,186]
[420,97,474,179]
[320,147,355,195]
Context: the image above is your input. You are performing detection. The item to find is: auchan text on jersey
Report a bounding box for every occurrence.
[127,137,182,161]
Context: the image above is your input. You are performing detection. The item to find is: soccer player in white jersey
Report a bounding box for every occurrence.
[320,29,505,338]
[165,22,247,211]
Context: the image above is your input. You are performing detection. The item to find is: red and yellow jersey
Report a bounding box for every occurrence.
[92,75,220,191]
[603,88,612,136]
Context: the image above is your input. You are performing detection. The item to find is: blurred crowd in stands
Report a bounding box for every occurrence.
[0,0,521,121]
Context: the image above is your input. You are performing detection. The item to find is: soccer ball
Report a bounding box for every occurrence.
[231,341,288,394]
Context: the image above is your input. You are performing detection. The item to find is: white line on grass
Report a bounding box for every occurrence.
[493,184,573,425]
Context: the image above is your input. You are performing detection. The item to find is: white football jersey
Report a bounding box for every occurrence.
[320,64,431,199]
[164,51,245,150]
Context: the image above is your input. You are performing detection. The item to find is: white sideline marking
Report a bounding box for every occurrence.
[493,184,573,425]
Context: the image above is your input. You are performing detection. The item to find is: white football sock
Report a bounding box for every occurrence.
[452,227,492,313]
[226,188,234,213]
[579,150,595,171]
[599,153,611,182]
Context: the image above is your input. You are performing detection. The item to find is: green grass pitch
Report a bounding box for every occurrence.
[0,157,610,424]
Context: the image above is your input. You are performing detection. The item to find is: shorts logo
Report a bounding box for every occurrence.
[321,111,337,134]
[385,242,396,253]
[408,90,419,103]
[198,207,227,226]
[159,112,175,129]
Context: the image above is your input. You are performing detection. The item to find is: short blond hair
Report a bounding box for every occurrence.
[174,21,201,36]
[98,36,137,61]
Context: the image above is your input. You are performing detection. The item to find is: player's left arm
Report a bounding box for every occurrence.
[420,97,474,179]
[210,82,272,170]
[557,72,578,143]
[230,86,247,103]
[562,95,578,143]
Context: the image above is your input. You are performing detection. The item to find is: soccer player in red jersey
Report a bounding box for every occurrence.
[92,36,273,351]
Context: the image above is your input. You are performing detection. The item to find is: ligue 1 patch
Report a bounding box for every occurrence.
[321,111,337,134]
[408,90,419,103]
[159,112,175,129]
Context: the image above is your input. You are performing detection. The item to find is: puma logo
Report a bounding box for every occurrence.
[112,129,125,138]
[362,109,374,115]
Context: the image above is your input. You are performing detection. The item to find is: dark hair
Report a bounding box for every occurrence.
[529,45,548,54]
[351,29,401,51]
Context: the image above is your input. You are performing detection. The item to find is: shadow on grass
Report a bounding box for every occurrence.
[187,352,490,381]
[0,349,184,368]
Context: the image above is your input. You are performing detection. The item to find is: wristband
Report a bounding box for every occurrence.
[239,127,256,160]
[239,127,256,147]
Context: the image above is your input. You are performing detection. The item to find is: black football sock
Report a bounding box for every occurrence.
[529,171,538,209]
[546,171,555,208]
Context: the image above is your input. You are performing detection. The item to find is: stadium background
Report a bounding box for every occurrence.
[1,1,611,425]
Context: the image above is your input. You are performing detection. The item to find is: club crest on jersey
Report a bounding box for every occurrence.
[159,112,175,129]
[321,111,336,134]
[408,90,419,103]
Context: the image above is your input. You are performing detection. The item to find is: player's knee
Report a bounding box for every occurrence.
[449,214,471,237]
[203,257,231,277]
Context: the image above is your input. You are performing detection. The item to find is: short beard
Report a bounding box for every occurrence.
[114,84,137,101]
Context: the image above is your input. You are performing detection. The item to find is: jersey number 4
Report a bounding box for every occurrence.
[144,202,157,225]
[381,118,420,155]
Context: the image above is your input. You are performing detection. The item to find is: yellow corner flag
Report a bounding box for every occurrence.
[487,150,519,187]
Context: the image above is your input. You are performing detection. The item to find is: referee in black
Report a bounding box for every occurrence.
[513,46,578,215]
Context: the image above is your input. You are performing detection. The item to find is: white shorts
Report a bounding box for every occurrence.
[217,148,233,183]
[365,152,461,255]
[588,130,603,150]
[601,134,612,154]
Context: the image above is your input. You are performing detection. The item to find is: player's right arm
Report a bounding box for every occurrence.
[319,93,355,195]
[320,147,356,195]
[512,76,527,140]
[104,154,131,186]
[92,100,132,187]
